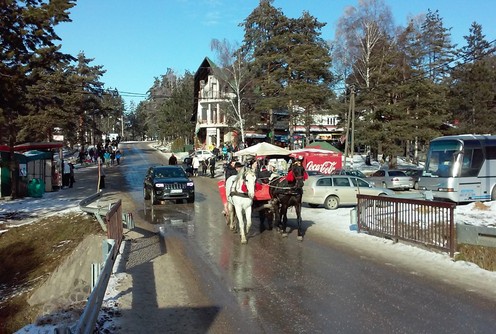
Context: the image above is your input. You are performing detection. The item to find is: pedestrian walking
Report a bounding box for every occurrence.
[192,156,200,176]
[69,162,75,188]
[104,150,111,167]
[209,157,216,178]
[222,145,228,160]
[99,161,106,190]
[62,160,71,188]
[169,153,177,165]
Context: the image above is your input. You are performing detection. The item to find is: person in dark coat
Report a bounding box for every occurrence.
[98,159,106,190]
[169,153,177,165]
[201,159,208,176]
[69,163,75,188]
[209,157,216,178]
[224,160,238,180]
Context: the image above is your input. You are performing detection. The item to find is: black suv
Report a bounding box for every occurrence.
[143,165,195,204]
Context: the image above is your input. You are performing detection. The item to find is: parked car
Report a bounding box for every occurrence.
[143,165,195,204]
[190,150,215,162]
[330,168,367,179]
[302,175,394,210]
[307,170,324,176]
[367,169,414,190]
[401,168,423,190]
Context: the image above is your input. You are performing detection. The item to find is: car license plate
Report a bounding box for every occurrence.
[171,189,182,194]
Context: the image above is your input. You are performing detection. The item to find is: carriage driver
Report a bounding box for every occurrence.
[225,160,239,180]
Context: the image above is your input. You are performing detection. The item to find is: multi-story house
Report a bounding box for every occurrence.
[192,57,343,149]
[192,57,232,149]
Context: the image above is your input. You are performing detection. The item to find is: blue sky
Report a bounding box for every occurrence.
[55,0,495,109]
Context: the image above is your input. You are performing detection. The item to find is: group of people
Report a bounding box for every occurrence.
[78,139,122,167]
[223,158,280,183]
[191,156,216,178]
[169,153,217,178]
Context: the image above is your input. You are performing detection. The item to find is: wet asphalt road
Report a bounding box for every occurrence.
[119,142,496,333]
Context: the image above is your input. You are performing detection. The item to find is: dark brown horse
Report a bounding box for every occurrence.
[268,163,307,240]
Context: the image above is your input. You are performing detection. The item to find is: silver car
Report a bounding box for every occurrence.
[302,175,394,210]
[367,169,414,190]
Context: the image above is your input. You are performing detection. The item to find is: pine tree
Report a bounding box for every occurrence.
[0,0,76,198]
[241,1,334,147]
[449,22,496,134]
[241,0,289,143]
[69,52,106,147]
[283,12,334,147]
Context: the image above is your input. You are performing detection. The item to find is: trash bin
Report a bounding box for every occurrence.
[28,178,45,198]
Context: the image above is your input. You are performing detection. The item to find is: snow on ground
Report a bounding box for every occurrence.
[7,146,496,333]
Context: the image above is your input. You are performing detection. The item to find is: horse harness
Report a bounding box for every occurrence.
[230,170,251,198]
[271,176,303,196]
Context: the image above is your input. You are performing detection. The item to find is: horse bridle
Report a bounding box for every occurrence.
[230,168,252,198]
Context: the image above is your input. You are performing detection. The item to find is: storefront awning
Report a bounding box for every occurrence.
[245,132,267,139]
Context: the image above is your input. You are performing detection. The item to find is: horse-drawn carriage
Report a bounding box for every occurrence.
[218,142,308,243]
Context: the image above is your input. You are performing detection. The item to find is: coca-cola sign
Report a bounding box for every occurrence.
[301,153,342,174]
[306,160,338,174]
[290,150,343,175]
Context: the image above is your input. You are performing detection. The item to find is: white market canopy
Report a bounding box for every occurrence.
[290,148,341,155]
[234,142,291,157]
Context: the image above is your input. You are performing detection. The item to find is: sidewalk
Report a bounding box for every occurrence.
[0,163,124,228]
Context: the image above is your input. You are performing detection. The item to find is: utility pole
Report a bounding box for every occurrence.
[343,85,355,168]
[344,88,352,168]
[269,109,274,144]
[350,85,356,168]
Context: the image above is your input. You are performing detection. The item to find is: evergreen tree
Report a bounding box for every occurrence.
[20,63,75,143]
[241,1,334,147]
[449,22,496,134]
[140,70,195,145]
[241,0,289,143]
[283,12,334,146]
[158,72,195,144]
[420,9,455,83]
[0,0,75,198]
[69,52,106,147]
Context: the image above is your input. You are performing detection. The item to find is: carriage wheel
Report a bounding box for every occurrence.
[324,195,339,210]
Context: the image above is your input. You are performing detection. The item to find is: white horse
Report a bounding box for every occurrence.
[225,166,256,244]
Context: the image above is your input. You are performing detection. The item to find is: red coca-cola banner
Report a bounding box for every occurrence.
[291,149,342,175]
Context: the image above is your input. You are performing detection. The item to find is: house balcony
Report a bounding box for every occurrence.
[196,120,229,129]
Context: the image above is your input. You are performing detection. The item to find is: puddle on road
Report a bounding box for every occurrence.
[137,203,196,237]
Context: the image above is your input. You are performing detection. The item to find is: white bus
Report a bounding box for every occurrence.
[419,134,496,202]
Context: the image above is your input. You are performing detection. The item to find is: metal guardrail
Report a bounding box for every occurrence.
[79,191,108,231]
[356,194,456,256]
[457,224,496,247]
[105,200,123,258]
[67,192,135,333]
[73,239,117,334]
